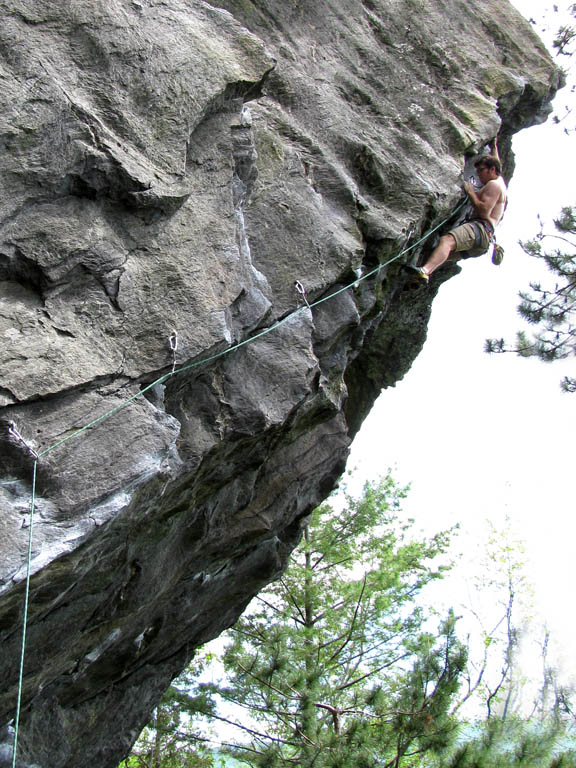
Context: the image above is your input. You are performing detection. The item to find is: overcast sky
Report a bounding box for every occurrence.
[347,0,576,689]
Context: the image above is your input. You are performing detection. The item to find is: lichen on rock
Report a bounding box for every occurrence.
[0,1,561,766]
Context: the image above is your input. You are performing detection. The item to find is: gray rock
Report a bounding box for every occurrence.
[0,0,560,766]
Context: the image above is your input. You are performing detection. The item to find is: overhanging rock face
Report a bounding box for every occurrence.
[0,1,559,765]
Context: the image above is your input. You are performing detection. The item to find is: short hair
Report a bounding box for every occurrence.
[475,155,501,175]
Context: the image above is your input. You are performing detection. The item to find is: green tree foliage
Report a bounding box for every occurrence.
[486,206,576,391]
[460,519,529,721]
[122,486,576,768]
[434,521,576,768]
[436,716,576,768]
[209,477,467,768]
[118,700,213,768]
[552,3,576,58]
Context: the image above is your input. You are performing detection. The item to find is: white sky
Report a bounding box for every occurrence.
[347,0,576,689]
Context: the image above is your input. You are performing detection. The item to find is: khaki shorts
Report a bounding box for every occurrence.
[448,221,491,258]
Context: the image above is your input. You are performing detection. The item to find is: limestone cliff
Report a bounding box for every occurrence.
[0,1,559,766]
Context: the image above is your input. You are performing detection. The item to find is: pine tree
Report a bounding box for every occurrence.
[486,206,576,392]
[206,477,466,768]
[552,3,576,58]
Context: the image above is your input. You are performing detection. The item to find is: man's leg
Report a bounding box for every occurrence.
[421,234,457,276]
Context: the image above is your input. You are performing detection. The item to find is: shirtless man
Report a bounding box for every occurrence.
[406,152,507,284]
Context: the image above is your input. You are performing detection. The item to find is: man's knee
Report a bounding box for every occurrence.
[439,234,457,253]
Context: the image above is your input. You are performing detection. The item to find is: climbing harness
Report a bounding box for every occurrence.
[8,195,466,766]
[465,219,505,265]
[469,219,494,250]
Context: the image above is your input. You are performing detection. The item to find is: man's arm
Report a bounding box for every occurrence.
[463,180,501,220]
[489,137,500,163]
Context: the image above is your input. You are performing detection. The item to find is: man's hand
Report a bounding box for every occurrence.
[463,181,476,198]
[488,137,500,161]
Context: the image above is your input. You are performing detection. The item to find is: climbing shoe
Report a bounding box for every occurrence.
[402,264,429,285]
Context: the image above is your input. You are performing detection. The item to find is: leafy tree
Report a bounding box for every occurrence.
[486,206,576,391]
[435,716,576,768]
[434,520,576,768]
[203,477,467,768]
[459,519,530,721]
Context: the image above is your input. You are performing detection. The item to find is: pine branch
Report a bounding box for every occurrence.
[277,578,307,625]
[314,555,354,573]
[533,232,576,250]
[337,654,411,692]
[327,573,367,663]
[232,625,269,644]
[236,661,302,702]
[520,280,576,314]
[205,710,300,748]
[217,691,296,720]
[255,594,290,619]
[325,634,407,673]
[307,598,347,626]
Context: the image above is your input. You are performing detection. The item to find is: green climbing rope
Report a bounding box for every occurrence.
[11,460,37,768]
[36,197,466,461]
[10,196,466,765]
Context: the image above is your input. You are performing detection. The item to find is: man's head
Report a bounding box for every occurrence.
[474,155,501,178]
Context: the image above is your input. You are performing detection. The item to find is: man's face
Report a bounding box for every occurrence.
[476,164,495,182]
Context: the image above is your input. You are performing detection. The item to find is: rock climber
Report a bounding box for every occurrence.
[405,143,507,285]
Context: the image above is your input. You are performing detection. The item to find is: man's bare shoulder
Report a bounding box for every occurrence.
[481,179,506,197]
